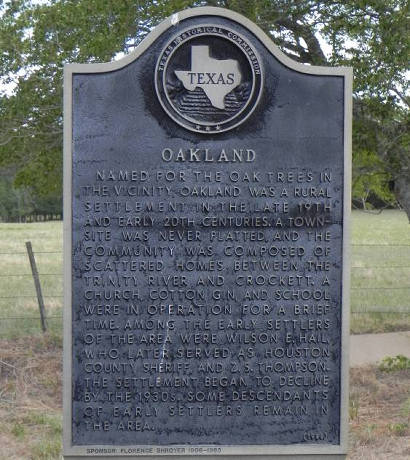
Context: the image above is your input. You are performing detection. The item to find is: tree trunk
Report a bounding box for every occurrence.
[395,174,410,222]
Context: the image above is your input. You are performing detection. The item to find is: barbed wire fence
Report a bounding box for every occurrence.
[0,244,63,336]
[0,242,409,336]
[350,243,410,322]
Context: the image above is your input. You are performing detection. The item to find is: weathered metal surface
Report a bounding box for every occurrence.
[64,7,351,458]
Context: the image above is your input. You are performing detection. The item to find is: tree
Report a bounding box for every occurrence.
[352,98,409,213]
[1,0,409,217]
[0,169,33,221]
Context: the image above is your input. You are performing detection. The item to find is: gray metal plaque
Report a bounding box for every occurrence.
[63,7,351,459]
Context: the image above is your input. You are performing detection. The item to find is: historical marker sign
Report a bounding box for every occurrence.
[63,7,351,459]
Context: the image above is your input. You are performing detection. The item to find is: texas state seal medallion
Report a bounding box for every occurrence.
[155,25,263,133]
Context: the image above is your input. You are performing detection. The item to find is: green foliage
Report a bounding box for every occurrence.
[11,422,26,439]
[352,149,395,209]
[378,355,410,372]
[31,437,61,460]
[0,0,409,213]
[0,173,33,221]
[22,412,62,436]
[400,397,410,417]
[0,171,62,221]
[388,422,409,437]
[349,395,360,420]
[352,95,409,212]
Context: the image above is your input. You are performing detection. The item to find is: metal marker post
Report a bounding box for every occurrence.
[26,241,47,332]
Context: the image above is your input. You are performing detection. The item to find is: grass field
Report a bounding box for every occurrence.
[0,210,409,336]
[0,221,63,338]
[350,210,410,333]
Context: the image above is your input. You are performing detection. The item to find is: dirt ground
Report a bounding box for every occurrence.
[0,336,62,460]
[349,365,410,459]
[0,336,408,459]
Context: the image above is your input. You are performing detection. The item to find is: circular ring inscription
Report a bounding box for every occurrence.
[155,25,263,134]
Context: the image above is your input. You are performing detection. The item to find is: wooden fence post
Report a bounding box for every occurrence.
[26,241,47,332]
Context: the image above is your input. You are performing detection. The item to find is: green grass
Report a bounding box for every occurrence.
[0,221,62,337]
[11,422,26,439]
[22,411,62,437]
[31,438,61,460]
[0,210,409,336]
[350,210,410,333]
